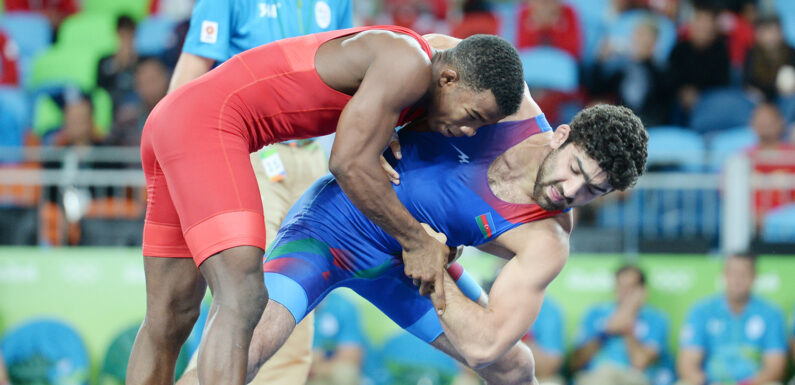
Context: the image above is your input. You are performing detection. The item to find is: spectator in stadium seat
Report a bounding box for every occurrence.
[376,0,450,35]
[522,297,565,385]
[97,15,138,112]
[0,30,20,86]
[676,252,787,385]
[103,57,169,147]
[516,0,583,59]
[450,0,498,39]
[744,16,795,101]
[746,103,795,227]
[3,0,77,31]
[610,0,678,20]
[49,90,103,147]
[571,265,669,385]
[668,2,730,124]
[588,19,671,126]
[308,292,364,385]
[749,103,795,154]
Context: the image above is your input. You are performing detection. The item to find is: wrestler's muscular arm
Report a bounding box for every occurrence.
[328,33,449,308]
[430,215,572,368]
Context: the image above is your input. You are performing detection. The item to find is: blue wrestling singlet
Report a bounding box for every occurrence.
[264,115,565,343]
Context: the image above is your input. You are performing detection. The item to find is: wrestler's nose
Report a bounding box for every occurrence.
[459,126,476,137]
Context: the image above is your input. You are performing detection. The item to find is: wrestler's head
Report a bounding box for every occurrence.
[533,105,648,211]
[426,35,524,137]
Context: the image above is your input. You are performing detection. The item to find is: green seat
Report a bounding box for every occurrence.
[92,87,112,135]
[82,0,150,22]
[57,13,118,58]
[29,46,102,91]
[32,93,63,137]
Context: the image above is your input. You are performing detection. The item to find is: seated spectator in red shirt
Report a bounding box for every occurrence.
[0,31,20,86]
[744,16,795,101]
[516,0,582,59]
[669,2,730,120]
[718,10,755,68]
[377,0,450,35]
[746,103,795,225]
[3,0,78,30]
[450,0,498,39]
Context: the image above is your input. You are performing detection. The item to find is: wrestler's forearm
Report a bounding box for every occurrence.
[332,160,427,247]
[436,272,516,368]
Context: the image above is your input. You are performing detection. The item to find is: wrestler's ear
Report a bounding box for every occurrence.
[439,68,458,87]
[550,124,571,149]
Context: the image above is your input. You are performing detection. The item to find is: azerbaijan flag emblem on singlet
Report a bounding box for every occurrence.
[476,213,494,239]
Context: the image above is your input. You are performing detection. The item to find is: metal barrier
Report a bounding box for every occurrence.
[0,146,144,246]
[1,146,794,253]
[594,172,722,254]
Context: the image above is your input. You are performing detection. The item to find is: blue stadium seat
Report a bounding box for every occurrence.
[761,203,795,243]
[563,0,609,23]
[0,86,29,129]
[379,332,459,385]
[707,126,757,172]
[690,88,756,134]
[606,10,677,63]
[0,318,89,385]
[0,12,52,85]
[519,47,579,92]
[562,0,608,63]
[646,126,706,172]
[776,0,795,47]
[135,16,177,56]
[0,87,29,158]
[0,12,51,58]
[779,94,795,124]
[579,13,606,64]
[493,1,518,46]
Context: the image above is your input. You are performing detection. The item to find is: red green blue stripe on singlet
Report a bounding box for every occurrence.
[475,212,494,239]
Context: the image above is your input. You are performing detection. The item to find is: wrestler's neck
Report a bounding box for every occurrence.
[488,134,552,204]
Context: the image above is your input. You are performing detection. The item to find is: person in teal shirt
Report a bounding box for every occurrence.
[523,297,565,384]
[676,253,787,385]
[181,0,353,63]
[571,265,672,385]
[310,291,365,385]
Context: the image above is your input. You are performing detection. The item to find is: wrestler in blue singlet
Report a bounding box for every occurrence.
[264,114,565,343]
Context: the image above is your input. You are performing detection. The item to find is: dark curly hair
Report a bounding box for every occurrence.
[447,34,524,117]
[566,105,648,191]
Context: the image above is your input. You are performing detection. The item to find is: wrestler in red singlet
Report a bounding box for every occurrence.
[141,26,432,265]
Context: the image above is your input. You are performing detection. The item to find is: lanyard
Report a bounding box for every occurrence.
[275,0,317,38]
